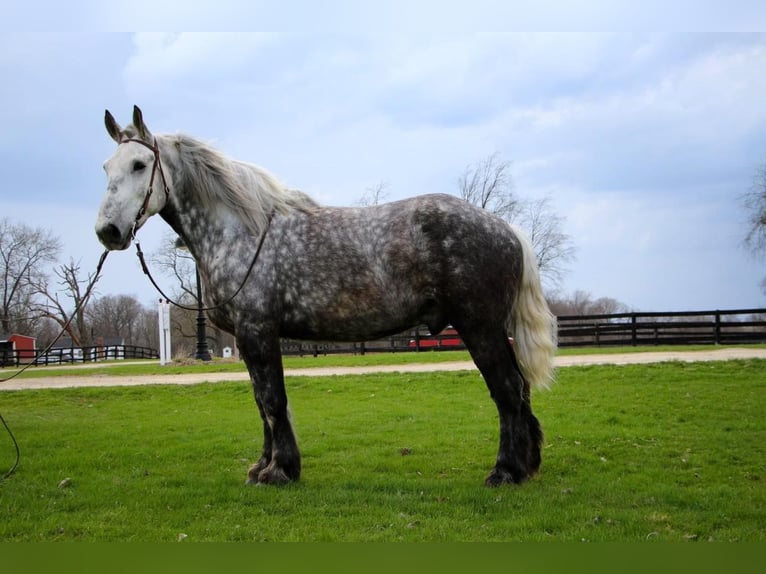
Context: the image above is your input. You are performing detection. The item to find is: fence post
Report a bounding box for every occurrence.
[631,314,637,346]
[714,311,721,344]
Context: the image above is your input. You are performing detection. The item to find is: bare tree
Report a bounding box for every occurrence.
[88,294,145,344]
[458,152,519,221]
[151,232,198,301]
[743,162,766,255]
[547,290,628,316]
[134,306,160,351]
[32,258,97,346]
[34,317,65,349]
[458,153,576,289]
[356,181,390,207]
[515,196,577,288]
[150,232,198,356]
[742,162,766,293]
[0,218,61,334]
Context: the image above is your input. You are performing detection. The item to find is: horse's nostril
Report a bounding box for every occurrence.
[96,223,123,247]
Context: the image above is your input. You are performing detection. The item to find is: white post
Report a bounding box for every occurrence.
[164,299,171,364]
[158,299,172,365]
[158,299,166,365]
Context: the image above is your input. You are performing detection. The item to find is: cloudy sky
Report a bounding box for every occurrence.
[2,27,765,312]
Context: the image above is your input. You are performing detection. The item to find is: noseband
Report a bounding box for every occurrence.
[120,137,171,239]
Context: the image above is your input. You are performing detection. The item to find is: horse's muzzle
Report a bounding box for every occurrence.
[96,222,131,251]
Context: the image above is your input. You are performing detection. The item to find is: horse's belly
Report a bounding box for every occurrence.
[280,290,439,343]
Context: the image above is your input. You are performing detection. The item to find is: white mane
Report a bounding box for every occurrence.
[165,134,319,235]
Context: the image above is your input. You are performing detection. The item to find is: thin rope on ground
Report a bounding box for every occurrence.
[1,249,109,483]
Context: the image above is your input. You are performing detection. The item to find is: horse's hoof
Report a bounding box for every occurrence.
[246,459,269,485]
[484,466,528,487]
[258,465,292,485]
[244,461,294,485]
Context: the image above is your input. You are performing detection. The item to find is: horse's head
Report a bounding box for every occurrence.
[96,106,170,250]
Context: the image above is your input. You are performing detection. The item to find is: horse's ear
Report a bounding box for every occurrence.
[132,105,152,141]
[104,110,122,143]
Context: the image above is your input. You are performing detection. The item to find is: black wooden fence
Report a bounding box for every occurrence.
[282,308,766,356]
[556,308,766,347]
[0,344,159,367]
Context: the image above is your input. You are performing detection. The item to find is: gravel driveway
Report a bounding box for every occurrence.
[2,347,764,391]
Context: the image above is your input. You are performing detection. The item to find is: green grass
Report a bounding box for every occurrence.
[1,359,764,541]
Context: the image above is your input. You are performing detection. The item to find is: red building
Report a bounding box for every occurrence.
[0,333,36,365]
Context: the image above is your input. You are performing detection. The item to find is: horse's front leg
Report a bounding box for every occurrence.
[239,332,301,485]
[247,395,273,479]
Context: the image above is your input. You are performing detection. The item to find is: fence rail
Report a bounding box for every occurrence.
[0,344,159,368]
[556,308,766,347]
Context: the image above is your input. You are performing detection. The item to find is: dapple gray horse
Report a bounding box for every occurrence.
[96,106,557,486]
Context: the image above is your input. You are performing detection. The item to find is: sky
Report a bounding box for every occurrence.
[2,25,766,313]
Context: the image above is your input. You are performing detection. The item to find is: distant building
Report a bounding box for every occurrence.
[95,336,126,360]
[50,336,126,361]
[0,333,36,366]
[48,337,83,362]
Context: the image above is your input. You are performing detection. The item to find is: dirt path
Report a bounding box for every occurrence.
[2,347,764,391]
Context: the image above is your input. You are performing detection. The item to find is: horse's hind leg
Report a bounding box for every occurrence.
[238,331,301,485]
[458,325,542,486]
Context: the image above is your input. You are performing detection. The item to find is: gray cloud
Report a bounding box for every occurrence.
[2,32,764,311]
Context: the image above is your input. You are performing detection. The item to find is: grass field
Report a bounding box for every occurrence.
[0,358,764,541]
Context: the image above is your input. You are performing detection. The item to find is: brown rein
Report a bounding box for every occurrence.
[120,137,272,313]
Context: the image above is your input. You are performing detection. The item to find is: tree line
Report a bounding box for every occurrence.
[0,216,223,355]
[0,216,160,350]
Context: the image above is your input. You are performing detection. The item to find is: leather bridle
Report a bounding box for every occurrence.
[119,137,171,240]
[118,136,272,313]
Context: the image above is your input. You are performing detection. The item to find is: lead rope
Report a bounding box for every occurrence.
[133,212,273,312]
[0,412,19,481]
[1,249,110,482]
[5,135,163,481]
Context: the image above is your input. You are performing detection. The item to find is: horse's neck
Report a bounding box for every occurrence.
[160,191,233,271]
[157,149,241,268]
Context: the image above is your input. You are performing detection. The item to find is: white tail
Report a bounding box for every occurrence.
[507,225,557,390]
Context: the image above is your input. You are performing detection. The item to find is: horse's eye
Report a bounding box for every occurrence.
[133,161,147,172]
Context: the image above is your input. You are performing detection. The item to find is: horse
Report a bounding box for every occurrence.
[95,106,557,487]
